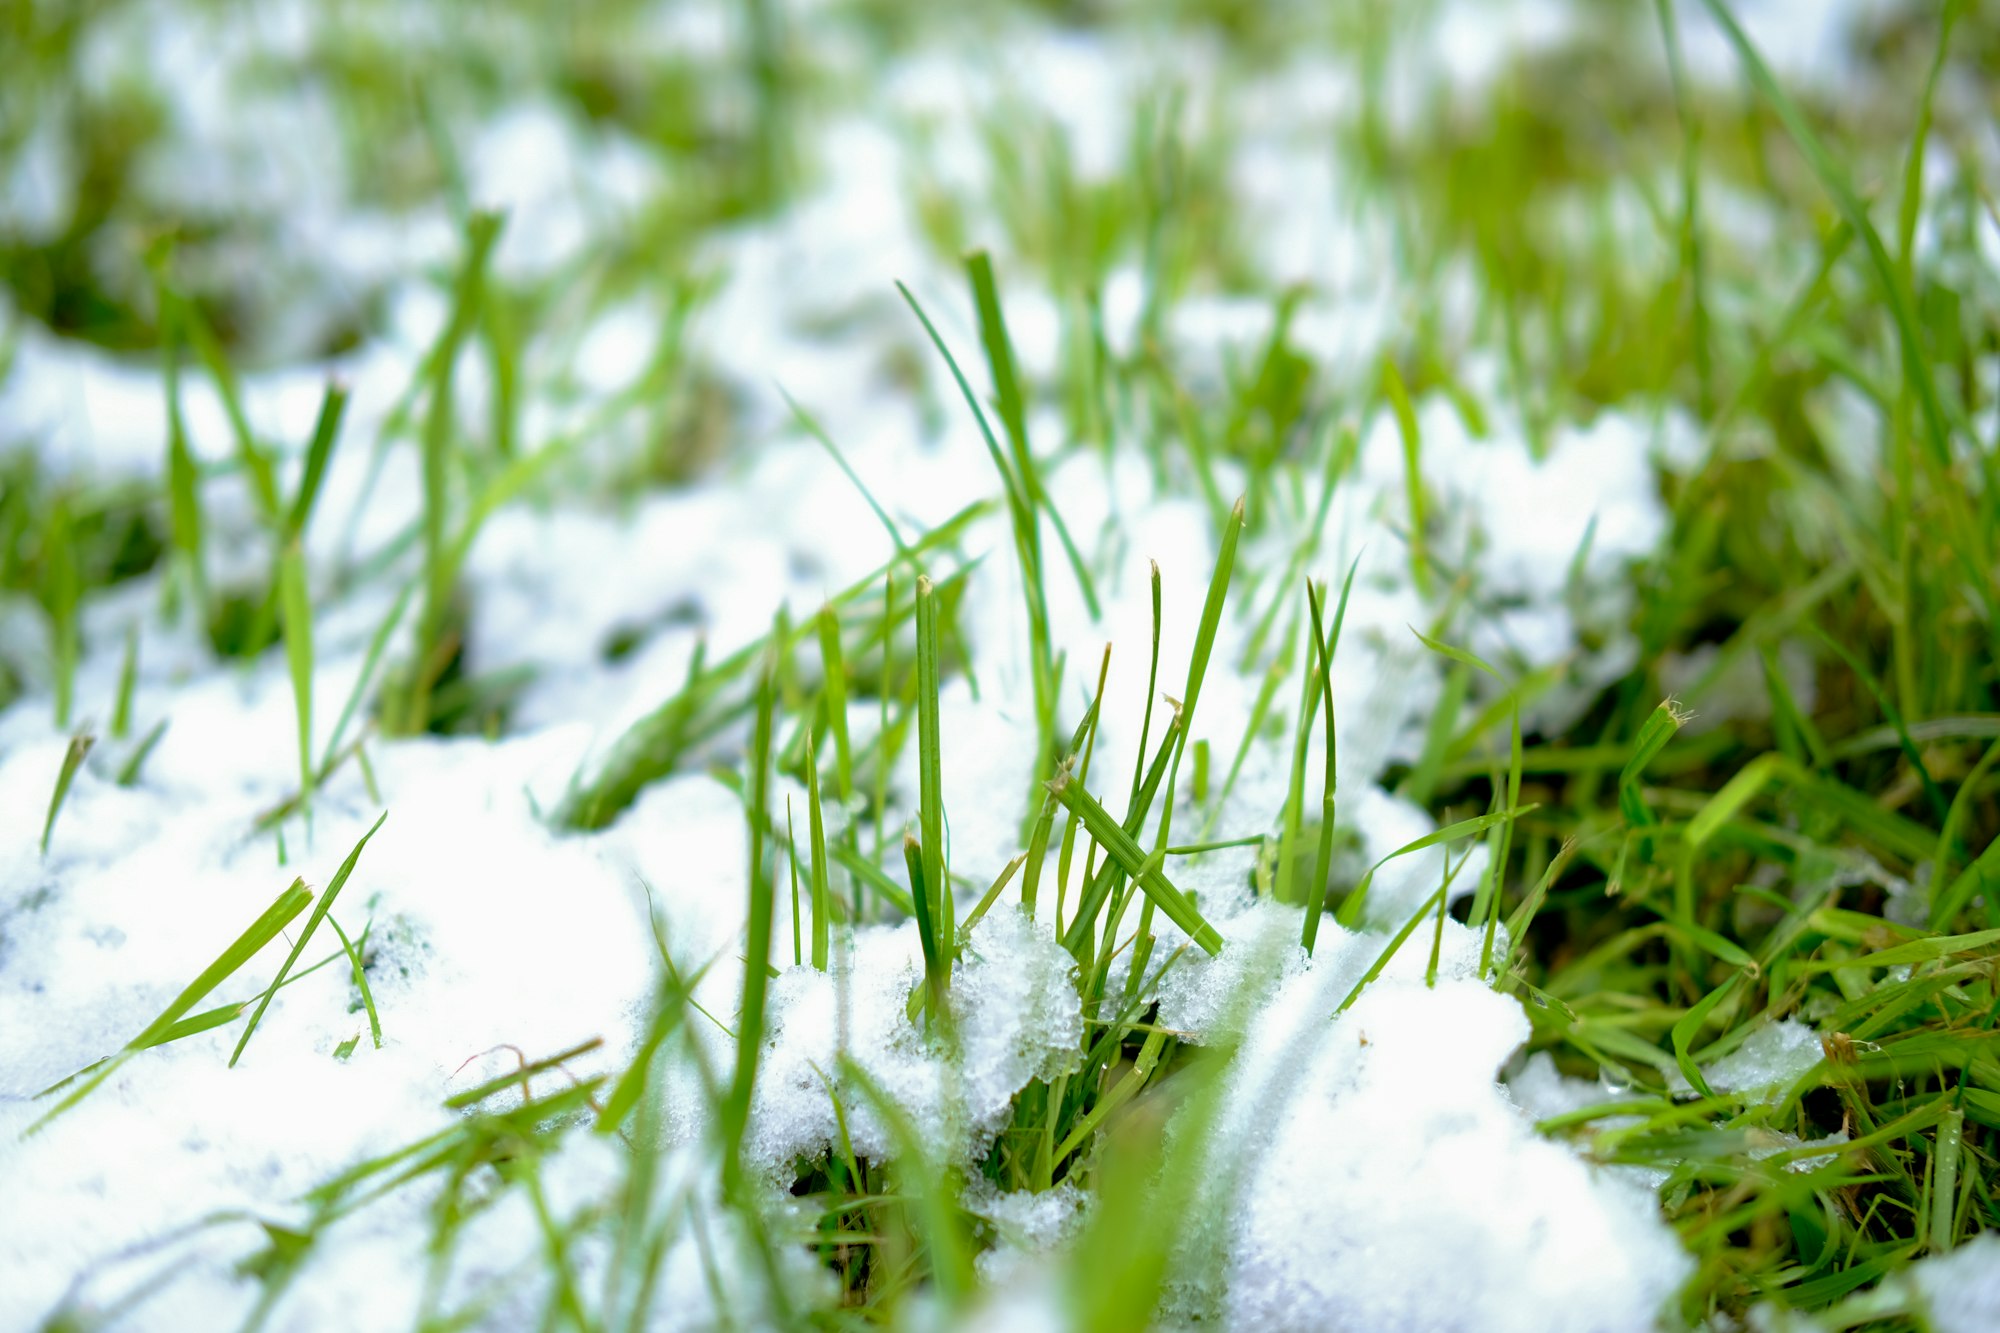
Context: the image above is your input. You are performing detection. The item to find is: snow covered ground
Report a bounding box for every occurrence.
[2,0,1995,1329]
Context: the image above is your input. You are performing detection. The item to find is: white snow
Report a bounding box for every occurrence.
[1906,1233,2000,1333]
[2,0,1899,1325]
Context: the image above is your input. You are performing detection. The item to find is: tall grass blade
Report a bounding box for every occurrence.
[230,812,387,1066]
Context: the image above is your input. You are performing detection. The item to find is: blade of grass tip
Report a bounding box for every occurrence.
[815,606,854,802]
[156,289,208,619]
[116,719,168,787]
[806,734,832,971]
[961,853,1029,936]
[285,379,351,544]
[1275,598,1324,910]
[134,885,310,1046]
[1619,699,1688,828]
[1697,0,1953,471]
[783,387,907,555]
[41,732,94,857]
[1381,358,1429,599]
[1685,752,1784,852]
[32,878,314,1133]
[965,250,1101,619]
[45,494,79,729]
[915,575,951,963]
[278,542,315,812]
[721,648,778,1195]
[230,812,387,1067]
[966,250,1032,478]
[1301,565,1357,954]
[111,623,138,741]
[443,1038,606,1110]
[1130,563,1164,810]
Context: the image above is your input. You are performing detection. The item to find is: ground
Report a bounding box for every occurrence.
[1,1,1998,1330]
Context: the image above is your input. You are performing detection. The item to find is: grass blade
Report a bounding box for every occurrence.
[1046,768,1223,956]
[285,379,351,543]
[44,496,79,729]
[230,812,387,1067]
[278,542,315,811]
[816,606,854,802]
[721,648,778,1194]
[408,211,503,735]
[915,575,950,962]
[31,879,314,1133]
[41,732,94,857]
[806,733,832,971]
[1620,700,1688,827]
[1381,358,1429,598]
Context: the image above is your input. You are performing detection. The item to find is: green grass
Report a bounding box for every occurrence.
[6,0,2000,1328]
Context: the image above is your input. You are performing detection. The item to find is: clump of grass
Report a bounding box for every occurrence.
[29,880,315,1134]
[229,813,387,1067]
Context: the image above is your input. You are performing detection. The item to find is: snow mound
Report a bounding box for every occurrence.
[749,908,1080,1171]
[1161,908,1691,1331]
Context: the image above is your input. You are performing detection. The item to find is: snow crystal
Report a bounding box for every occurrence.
[1693,1019,1824,1100]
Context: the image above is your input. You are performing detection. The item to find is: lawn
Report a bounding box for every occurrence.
[1,1,1997,1329]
